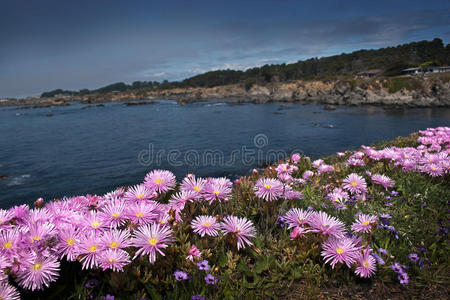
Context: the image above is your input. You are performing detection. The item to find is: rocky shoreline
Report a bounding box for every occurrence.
[2,76,450,108]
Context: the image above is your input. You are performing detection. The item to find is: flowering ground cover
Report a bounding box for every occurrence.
[0,127,449,299]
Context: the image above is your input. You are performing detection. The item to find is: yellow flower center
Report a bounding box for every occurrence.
[202,222,211,227]
[363,260,369,268]
[155,178,163,184]
[158,219,166,224]
[194,186,200,192]
[351,181,358,187]
[363,221,370,226]
[111,213,120,218]
[3,241,12,249]
[136,212,144,218]
[109,241,118,249]
[431,167,436,171]
[137,194,144,199]
[66,238,75,246]
[213,190,220,196]
[148,238,158,246]
[109,258,117,263]
[91,221,99,228]
[33,263,42,271]
[89,245,97,252]
[31,236,41,243]
[336,247,344,254]
[264,184,272,189]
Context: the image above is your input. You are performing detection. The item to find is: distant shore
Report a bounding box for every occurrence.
[2,75,450,108]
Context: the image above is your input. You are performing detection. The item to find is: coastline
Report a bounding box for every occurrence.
[2,75,450,109]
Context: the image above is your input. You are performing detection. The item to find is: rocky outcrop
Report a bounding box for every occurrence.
[2,76,449,108]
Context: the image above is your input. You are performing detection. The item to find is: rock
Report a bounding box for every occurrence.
[0,175,7,180]
[124,101,156,106]
[46,113,53,117]
[323,105,336,110]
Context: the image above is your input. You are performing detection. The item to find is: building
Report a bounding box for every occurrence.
[402,66,450,75]
[357,69,383,78]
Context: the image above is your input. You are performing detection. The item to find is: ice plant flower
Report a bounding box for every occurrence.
[309,211,346,238]
[124,184,153,202]
[371,174,395,189]
[144,169,176,194]
[17,254,60,291]
[0,282,20,300]
[321,237,360,268]
[290,226,310,240]
[342,173,367,194]
[283,208,313,228]
[221,215,256,250]
[253,178,284,201]
[354,249,376,278]
[57,226,79,261]
[191,215,220,237]
[126,201,157,225]
[291,153,301,163]
[132,223,173,264]
[78,233,102,270]
[99,249,131,272]
[186,245,201,261]
[100,229,131,250]
[180,175,207,199]
[99,199,128,228]
[202,177,232,203]
[351,214,378,234]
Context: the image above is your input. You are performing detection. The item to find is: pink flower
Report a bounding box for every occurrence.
[186,245,201,261]
[99,249,131,272]
[57,226,80,261]
[16,254,60,291]
[221,216,256,250]
[291,153,301,163]
[254,178,284,201]
[99,199,128,228]
[126,201,158,225]
[321,237,360,268]
[342,173,367,194]
[144,169,176,194]
[99,229,131,250]
[191,215,220,237]
[371,174,395,189]
[202,177,232,203]
[283,208,313,229]
[180,176,207,199]
[124,184,154,202]
[131,223,173,264]
[351,214,378,234]
[309,211,346,238]
[355,248,376,278]
[290,226,310,240]
[0,282,20,300]
[77,233,102,270]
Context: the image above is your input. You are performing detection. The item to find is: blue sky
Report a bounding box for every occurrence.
[1,0,449,98]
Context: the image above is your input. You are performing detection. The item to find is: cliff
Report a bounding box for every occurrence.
[2,75,450,108]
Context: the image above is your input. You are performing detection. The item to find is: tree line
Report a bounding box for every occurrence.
[41,38,450,98]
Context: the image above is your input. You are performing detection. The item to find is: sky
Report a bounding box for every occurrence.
[1,0,449,98]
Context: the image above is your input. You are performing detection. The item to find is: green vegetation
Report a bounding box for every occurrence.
[40,38,450,98]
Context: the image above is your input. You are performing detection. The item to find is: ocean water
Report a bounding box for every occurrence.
[0,100,449,208]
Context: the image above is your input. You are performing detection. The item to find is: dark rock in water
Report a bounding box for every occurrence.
[0,175,7,180]
[46,113,53,117]
[324,105,336,110]
[82,104,105,109]
[125,101,156,106]
[272,111,284,115]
